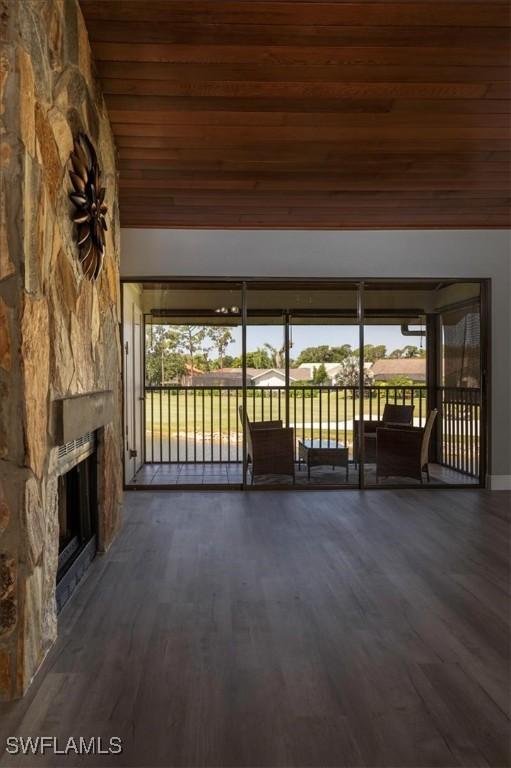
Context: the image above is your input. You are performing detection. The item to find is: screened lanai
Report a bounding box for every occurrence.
[122,279,486,490]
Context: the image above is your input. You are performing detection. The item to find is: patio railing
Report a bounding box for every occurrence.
[438,386,481,477]
[145,384,480,478]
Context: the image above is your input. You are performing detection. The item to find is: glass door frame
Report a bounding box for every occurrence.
[243,279,363,490]
[121,277,489,491]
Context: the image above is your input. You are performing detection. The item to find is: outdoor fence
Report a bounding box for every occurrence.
[438,386,481,477]
[144,384,481,479]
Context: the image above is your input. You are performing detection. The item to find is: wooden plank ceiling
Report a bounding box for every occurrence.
[80,1,511,229]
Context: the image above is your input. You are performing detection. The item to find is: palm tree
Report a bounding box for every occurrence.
[263,342,285,368]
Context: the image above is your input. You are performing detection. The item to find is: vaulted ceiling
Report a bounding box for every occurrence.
[80,1,510,229]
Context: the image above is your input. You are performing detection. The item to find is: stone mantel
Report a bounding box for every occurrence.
[54,390,115,445]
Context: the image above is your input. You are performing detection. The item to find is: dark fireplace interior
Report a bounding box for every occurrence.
[56,435,98,612]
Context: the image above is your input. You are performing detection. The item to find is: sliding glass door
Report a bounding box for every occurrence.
[287,285,360,488]
[243,285,288,486]
[361,281,483,487]
[438,284,482,484]
[143,281,243,486]
[244,283,359,487]
[122,278,486,489]
[362,283,430,487]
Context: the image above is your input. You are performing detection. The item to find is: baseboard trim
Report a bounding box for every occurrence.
[488,475,511,490]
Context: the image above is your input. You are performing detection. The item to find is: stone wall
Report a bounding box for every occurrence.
[0,0,123,698]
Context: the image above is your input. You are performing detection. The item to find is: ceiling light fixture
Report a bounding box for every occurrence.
[214,306,239,315]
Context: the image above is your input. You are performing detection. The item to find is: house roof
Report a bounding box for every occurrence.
[370,359,426,377]
[249,368,311,382]
[216,366,311,381]
[192,367,312,384]
[216,367,260,376]
[195,361,426,383]
[298,363,340,372]
[189,372,243,386]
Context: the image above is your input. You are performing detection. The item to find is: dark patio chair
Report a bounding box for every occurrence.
[354,404,414,464]
[376,409,438,483]
[239,405,295,483]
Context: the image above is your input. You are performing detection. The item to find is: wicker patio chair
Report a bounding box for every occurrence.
[376,408,438,483]
[354,404,414,464]
[239,405,295,483]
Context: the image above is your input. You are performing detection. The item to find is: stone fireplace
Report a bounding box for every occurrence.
[0,0,123,698]
[56,430,97,612]
[53,390,115,611]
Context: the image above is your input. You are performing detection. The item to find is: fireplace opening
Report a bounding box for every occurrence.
[56,432,98,612]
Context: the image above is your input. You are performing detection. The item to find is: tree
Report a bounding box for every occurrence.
[402,345,425,358]
[361,344,387,363]
[210,354,234,370]
[330,344,353,362]
[247,348,273,368]
[312,362,329,385]
[193,352,211,372]
[174,325,210,383]
[264,342,285,368]
[389,345,424,359]
[296,345,333,364]
[145,325,187,385]
[208,327,234,369]
[231,348,272,369]
[334,356,372,388]
[295,344,352,365]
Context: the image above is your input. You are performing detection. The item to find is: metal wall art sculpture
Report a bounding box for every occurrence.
[68,134,108,281]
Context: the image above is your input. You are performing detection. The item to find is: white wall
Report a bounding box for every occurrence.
[121,228,511,486]
[253,373,286,387]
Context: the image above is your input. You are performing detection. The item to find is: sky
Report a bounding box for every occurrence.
[220,324,425,360]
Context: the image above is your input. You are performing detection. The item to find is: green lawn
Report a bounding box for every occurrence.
[143,386,478,474]
[145,388,426,441]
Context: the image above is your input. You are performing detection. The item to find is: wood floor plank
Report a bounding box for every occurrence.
[0,490,509,767]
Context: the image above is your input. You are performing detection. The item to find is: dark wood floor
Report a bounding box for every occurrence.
[1,490,509,767]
